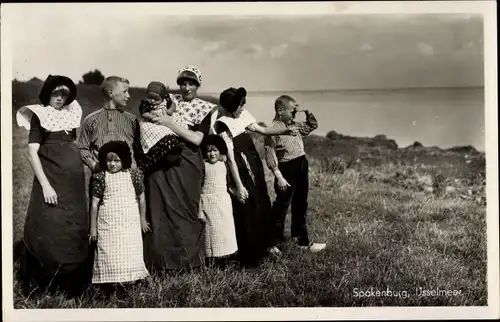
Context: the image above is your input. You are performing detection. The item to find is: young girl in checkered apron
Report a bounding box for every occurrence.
[89,141,150,290]
[199,135,238,269]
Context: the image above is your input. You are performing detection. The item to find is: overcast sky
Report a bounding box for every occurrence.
[11,7,484,92]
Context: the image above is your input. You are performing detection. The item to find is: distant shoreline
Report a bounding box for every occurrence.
[14,79,483,96]
[177,86,484,97]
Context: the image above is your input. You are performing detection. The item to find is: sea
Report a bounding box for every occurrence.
[222,87,485,152]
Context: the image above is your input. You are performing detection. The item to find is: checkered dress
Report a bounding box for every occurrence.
[139,112,188,154]
[200,162,238,257]
[91,170,149,284]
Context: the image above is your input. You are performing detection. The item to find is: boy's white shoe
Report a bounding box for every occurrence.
[299,242,326,253]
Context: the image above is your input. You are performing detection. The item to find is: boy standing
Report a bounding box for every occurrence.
[264,95,326,254]
[78,76,140,205]
[78,76,139,174]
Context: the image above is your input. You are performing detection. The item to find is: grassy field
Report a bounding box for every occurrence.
[10,81,487,308]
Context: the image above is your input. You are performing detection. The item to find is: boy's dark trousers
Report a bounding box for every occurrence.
[270,155,311,247]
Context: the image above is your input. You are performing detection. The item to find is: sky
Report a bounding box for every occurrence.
[10,7,484,93]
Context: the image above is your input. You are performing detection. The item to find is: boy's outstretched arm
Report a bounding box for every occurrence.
[247,123,295,136]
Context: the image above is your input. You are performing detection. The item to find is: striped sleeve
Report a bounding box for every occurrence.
[295,111,318,136]
[77,116,97,169]
[264,134,279,171]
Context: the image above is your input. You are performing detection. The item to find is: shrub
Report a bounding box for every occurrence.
[381,139,398,150]
[326,130,341,140]
[448,145,478,155]
[81,69,105,85]
[412,141,423,148]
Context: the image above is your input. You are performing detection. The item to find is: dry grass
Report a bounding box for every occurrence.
[10,82,487,307]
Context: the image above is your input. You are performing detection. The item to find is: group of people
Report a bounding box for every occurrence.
[16,65,326,298]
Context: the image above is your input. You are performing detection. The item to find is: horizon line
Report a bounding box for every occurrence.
[198,85,485,95]
[13,79,484,94]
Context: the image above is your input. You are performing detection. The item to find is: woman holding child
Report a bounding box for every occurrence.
[139,65,293,270]
[140,66,219,271]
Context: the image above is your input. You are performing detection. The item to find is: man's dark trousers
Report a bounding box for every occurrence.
[270,155,311,247]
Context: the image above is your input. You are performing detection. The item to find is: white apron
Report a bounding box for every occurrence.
[201,162,238,257]
[92,171,149,284]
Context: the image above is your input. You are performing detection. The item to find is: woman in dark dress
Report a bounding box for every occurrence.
[137,66,219,271]
[16,75,91,297]
[213,87,295,267]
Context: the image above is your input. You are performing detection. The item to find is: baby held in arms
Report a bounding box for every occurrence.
[137,81,190,171]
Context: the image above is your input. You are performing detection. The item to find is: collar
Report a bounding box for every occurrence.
[103,106,125,113]
[102,101,127,112]
[273,117,294,126]
[177,96,198,104]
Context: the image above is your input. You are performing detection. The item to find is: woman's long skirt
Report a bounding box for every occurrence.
[230,132,273,268]
[143,142,206,271]
[21,134,91,296]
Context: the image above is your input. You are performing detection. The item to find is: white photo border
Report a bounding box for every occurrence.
[1,1,498,321]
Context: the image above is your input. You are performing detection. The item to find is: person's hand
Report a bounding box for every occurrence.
[141,219,151,233]
[276,176,291,191]
[237,185,249,203]
[89,227,97,244]
[227,187,237,198]
[42,184,58,205]
[151,114,172,126]
[142,112,156,121]
[198,206,206,223]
